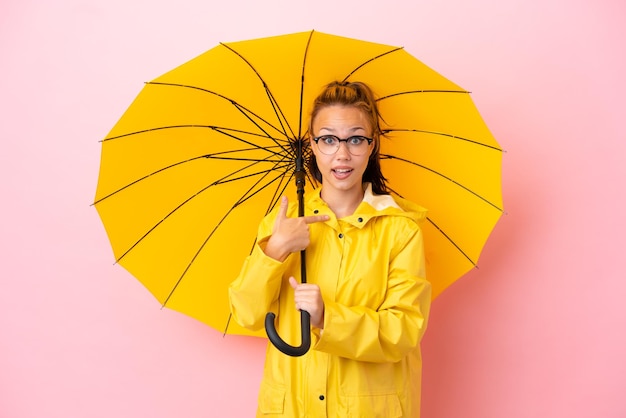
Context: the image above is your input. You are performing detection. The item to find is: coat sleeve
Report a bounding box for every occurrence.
[228,213,288,331]
[314,223,431,362]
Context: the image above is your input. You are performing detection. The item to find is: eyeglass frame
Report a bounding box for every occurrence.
[311,135,374,155]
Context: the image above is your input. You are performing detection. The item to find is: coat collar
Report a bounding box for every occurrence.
[306,183,427,227]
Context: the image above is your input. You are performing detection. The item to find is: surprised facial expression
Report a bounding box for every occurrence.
[310,105,374,195]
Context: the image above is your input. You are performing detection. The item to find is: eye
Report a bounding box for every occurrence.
[320,135,338,145]
[347,136,365,145]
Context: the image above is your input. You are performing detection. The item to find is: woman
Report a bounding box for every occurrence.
[229,81,431,417]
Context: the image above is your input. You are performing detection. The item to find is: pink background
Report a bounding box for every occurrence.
[1,0,624,417]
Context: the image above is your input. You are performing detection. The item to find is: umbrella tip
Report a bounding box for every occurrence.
[223,314,232,337]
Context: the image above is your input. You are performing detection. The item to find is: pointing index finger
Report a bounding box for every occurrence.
[277,196,289,219]
[303,214,330,224]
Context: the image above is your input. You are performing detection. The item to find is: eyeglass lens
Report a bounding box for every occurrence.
[315,136,372,156]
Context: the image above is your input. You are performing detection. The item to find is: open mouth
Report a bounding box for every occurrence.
[332,168,353,178]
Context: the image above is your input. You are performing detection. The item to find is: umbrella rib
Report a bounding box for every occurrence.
[93,155,207,205]
[233,162,295,263]
[95,121,298,205]
[382,154,503,212]
[162,163,295,308]
[377,89,470,101]
[426,216,477,266]
[386,185,478,267]
[218,43,298,141]
[95,120,292,206]
[224,167,294,334]
[341,45,405,81]
[297,30,315,140]
[102,125,289,154]
[93,152,288,205]
[110,156,293,264]
[115,157,290,262]
[211,160,293,189]
[384,128,503,152]
[146,81,291,148]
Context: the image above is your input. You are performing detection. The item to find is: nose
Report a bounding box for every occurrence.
[335,141,351,159]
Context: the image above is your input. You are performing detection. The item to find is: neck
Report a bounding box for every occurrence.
[321,184,365,218]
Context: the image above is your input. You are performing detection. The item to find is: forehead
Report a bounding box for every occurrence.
[312,105,371,132]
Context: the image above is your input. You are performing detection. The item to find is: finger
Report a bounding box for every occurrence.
[298,285,321,299]
[303,214,330,224]
[288,276,299,290]
[277,196,289,219]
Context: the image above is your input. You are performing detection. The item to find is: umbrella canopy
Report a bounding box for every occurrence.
[94,30,503,338]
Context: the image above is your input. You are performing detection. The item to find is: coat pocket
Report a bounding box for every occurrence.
[258,380,286,415]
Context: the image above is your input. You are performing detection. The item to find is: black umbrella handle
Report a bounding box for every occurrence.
[264,139,312,357]
[264,247,311,356]
[265,310,311,356]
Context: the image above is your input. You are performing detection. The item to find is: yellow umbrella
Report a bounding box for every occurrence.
[94,30,503,339]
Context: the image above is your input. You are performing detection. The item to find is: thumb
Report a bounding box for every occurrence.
[288,276,299,289]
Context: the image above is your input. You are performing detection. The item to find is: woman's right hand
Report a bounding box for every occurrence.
[264,196,329,262]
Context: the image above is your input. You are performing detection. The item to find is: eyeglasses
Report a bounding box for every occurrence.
[312,135,373,156]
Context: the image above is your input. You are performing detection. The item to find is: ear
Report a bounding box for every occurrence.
[368,138,377,160]
[309,135,319,158]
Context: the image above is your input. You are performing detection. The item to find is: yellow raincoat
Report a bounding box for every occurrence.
[229,184,431,417]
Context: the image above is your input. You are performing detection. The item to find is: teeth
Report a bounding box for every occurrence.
[334,169,351,173]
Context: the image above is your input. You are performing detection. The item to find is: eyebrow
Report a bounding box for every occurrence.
[318,126,367,134]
